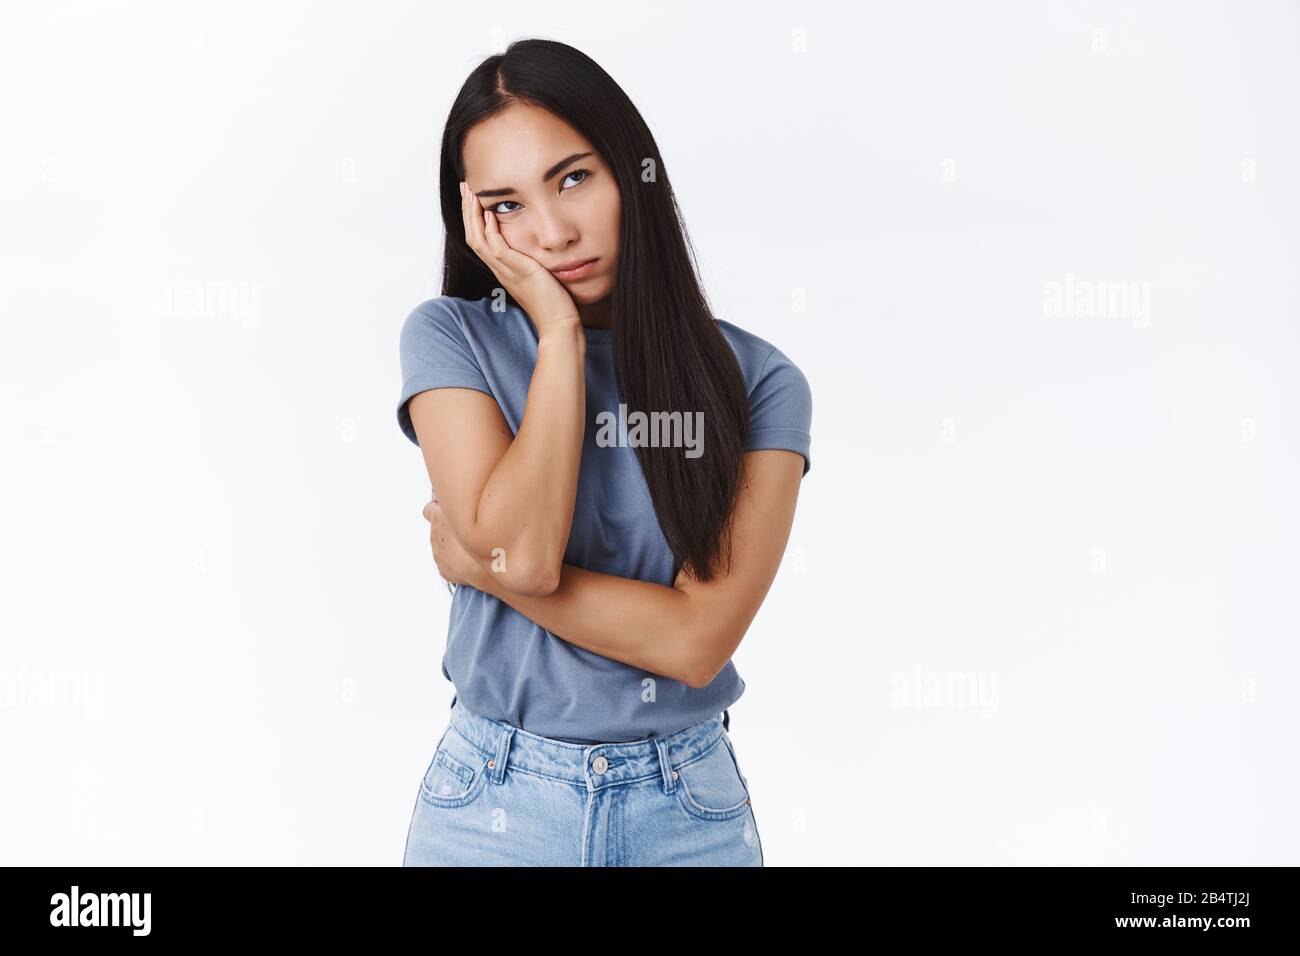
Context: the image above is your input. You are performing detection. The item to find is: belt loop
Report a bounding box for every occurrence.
[722,708,730,732]
[489,722,514,785]
[652,735,677,794]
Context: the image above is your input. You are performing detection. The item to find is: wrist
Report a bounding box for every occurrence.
[469,560,498,594]
[537,321,586,346]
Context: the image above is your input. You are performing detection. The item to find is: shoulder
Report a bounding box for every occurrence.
[402,294,481,333]
[397,295,495,381]
[715,319,813,474]
[401,293,534,347]
[396,296,502,444]
[714,318,811,399]
[399,294,527,361]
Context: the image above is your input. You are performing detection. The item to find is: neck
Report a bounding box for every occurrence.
[578,296,613,331]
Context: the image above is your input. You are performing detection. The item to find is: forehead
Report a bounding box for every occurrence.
[462,102,599,185]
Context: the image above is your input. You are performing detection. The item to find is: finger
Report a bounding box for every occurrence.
[481,207,540,274]
[461,180,490,259]
[459,180,479,252]
[461,180,536,284]
[462,181,519,284]
[481,205,507,257]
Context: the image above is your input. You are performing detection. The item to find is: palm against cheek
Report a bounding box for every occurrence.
[480,209,522,257]
[459,181,579,325]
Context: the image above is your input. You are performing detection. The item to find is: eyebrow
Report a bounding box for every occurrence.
[472,152,594,198]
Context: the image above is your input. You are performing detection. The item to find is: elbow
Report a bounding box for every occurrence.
[516,570,561,597]
[469,535,561,596]
[498,557,562,596]
[682,668,712,691]
[681,642,731,690]
[682,615,753,688]
[683,660,724,690]
[512,540,563,595]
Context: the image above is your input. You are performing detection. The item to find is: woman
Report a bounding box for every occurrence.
[396,38,812,866]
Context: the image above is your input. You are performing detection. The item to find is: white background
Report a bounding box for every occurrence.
[2,0,1297,865]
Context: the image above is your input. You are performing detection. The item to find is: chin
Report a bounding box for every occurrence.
[570,280,614,304]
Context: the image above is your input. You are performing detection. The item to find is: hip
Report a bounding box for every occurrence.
[402,697,763,866]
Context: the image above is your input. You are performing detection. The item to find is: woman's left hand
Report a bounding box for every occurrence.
[423,499,481,588]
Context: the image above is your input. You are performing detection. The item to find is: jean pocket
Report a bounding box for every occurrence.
[418,725,490,808]
[673,734,753,822]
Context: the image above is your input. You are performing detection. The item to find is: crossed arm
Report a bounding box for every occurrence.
[409,385,804,689]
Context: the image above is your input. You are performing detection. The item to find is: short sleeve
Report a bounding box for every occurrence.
[396,297,493,446]
[745,346,813,476]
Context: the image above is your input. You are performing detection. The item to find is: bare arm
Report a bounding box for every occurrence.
[406,180,587,596]
[453,449,805,687]
[408,323,585,595]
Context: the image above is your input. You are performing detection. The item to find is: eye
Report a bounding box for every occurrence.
[488,169,591,216]
[561,168,591,189]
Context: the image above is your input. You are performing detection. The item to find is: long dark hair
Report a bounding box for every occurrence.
[437,38,749,583]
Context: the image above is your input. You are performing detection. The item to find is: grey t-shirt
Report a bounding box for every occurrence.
[397,294,812,743]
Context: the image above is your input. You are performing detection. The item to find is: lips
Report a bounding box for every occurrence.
[549,258,597,275]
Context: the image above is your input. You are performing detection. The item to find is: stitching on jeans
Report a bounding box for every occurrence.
[418,761,489,806]
[449,721,727,789]
[672,736,751,818]
[435,749,474,786]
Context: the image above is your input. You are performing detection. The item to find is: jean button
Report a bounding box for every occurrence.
[592,755,608,774]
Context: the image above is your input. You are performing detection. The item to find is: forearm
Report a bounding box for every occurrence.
[466,323,586,590]
[465,559,706,687]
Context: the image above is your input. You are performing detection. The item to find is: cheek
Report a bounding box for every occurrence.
[497,220,522,244]
[593,185,621,249]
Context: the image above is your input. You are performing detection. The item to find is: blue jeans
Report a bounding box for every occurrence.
[402,697,763,866]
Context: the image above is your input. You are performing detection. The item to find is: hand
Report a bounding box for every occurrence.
[459,180,582,333]
[423,498,483,589]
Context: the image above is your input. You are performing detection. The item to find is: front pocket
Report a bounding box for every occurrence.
[673,735,753,822]
[418,726,490,808]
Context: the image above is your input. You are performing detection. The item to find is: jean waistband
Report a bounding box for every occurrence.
[446,697,731,793]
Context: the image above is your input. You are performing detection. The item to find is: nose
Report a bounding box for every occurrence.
[532,204,580,253]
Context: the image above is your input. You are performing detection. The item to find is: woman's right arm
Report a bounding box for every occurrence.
[406,180,587,596]
[407,321,585,596]
[425,448,806,687]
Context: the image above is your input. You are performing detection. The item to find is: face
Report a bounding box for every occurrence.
[461,102,621,304]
